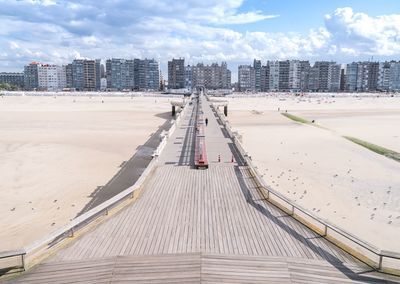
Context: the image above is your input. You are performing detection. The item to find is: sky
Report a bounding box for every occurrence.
[0,0,400,81]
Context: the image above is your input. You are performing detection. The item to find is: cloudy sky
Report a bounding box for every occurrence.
[0,0,399,80]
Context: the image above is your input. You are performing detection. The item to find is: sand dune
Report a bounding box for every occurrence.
[0,95,171,251]
[227,95,400,251]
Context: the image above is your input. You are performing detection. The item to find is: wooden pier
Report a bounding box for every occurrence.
[3,94,400,283]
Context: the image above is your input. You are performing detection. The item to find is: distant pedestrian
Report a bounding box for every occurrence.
[205,118,208,126]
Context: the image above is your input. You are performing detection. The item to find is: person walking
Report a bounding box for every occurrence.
[205,118,208,126]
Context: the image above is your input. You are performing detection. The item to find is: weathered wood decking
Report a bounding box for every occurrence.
[5,253,397,284]
[3,95,400,283]
[45,95,353,263]
[46,165,353,262]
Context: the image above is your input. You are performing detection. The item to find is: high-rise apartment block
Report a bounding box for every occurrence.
[268,61,280,91]
[133,59,160,91]
[168,58,185,89]
[299,61,311,91]
[12,58,400,92]
[238,65,255,92]
[191,62,231,90]
[24,62,40,90]
[241,59,340,93]
[260,64,269,92]
[278,60,290,91]
[289,60,301,91]
[345,61,385,92]
[37,64,66,91]
[389,62,400,91]
[65,64,73,89]
[253,59,261,92]
[0,72,24,89]
[184,65,193,90]
[70,59,101,91]
[378,62,391,91]
[106,59,135,90]
[308,61,341,92]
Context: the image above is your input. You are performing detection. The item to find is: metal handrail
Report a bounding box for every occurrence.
[0,101,189,273]
[0,250,25,259]
[211,104,400,274]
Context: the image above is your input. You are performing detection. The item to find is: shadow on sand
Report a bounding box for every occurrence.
[76,111,173,216]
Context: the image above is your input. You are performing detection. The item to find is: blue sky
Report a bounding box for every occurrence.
[0,0,399,80]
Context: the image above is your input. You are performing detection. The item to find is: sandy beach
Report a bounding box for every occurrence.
[227,94,400,252]
[0,94,171,251]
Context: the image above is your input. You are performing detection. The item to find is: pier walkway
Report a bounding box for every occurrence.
[4,95,399,283]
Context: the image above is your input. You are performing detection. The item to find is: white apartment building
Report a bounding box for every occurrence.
[238,65,255,92]
[289,60,301,91]
[38,64,66,91]
[378,62,391,91]
[389,62,400,91]
[328,63,341,91]
[268,61,279,91]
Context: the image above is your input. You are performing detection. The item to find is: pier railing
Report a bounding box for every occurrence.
[211,103,400,276]
[0,99,190,274]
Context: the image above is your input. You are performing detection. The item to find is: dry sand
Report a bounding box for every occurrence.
[292,97,400,153]
[0,95,171,251]
[227,94,400,252]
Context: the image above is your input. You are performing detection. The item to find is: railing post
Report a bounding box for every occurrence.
[21,253,25,271]
[378,255,383,271]
[323,225,328,237]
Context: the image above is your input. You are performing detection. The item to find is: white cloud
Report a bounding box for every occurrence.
[0,2,400,76]
[209,12,279,25]
[340,47,358,56]
[19,0,56,6]
[9,41,20,50]
[325,7,400,56]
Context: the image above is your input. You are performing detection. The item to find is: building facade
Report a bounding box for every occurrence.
[0,72,24,89]
[184,65,193,90]
[378,62,391,91]
[192,62,231,90]
[24,62,40,90]
[71,59,100,91]
[168,58,185,89]
[133,59,159,91]
[268,61,279,91]
[253,59,261,92]
[260,65,269,92]
[278,60,290,91]
[238,65,255,92]
[289,60,301,91]
[299,61,311,91]
[37,64,66,91]
[106,59,135,90]
[389,61,400,91]
[328,63,341,92]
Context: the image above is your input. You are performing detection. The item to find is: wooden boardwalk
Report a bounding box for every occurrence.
[4,94,400,283]
[48,165,356,263]
[4,254,398,284]
[47,95,354,263]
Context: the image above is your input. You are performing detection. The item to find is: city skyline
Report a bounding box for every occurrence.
[0,0,399,80]
[2,57,400,92]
